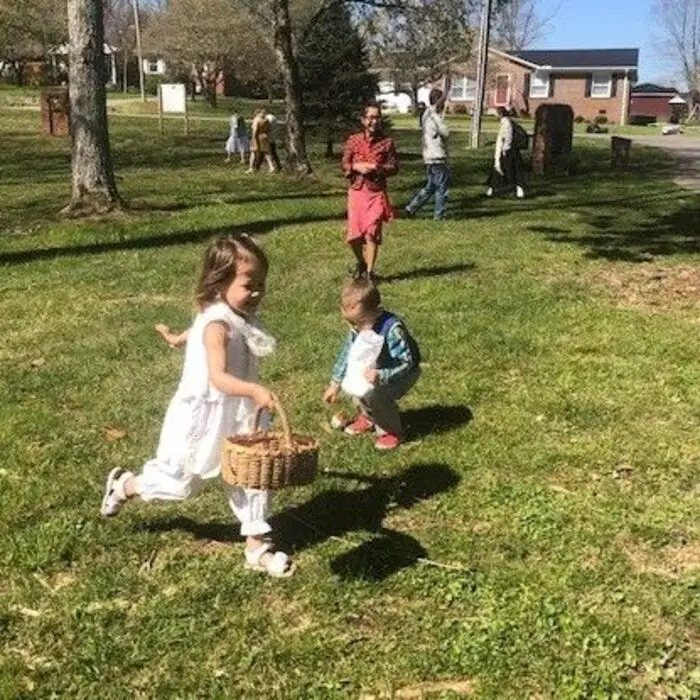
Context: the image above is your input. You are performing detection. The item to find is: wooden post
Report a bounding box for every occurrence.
[132,0,145,102]
[470,0,494,149]
[611,136,631,169]
[620,69,630,126]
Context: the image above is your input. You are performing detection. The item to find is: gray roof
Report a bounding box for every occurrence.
[631,83,678,94]
[513,49,639,69]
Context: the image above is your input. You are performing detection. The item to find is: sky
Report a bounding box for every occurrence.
[534,0,674,85]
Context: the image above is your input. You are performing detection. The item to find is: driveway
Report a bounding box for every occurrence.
[629,135,700,193]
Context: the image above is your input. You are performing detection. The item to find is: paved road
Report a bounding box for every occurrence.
[630,135,700,193]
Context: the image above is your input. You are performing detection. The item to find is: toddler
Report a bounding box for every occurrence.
[225,109,248,164]
[100,234,294,577]
[323,278,421,450]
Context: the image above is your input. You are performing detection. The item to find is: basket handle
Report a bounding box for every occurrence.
[253,393,294,452]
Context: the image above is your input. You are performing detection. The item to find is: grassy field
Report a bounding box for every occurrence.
[1,107,700,699]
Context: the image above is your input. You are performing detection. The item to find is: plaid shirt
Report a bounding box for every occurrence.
[341,132,399,191]
[331,314,419,385]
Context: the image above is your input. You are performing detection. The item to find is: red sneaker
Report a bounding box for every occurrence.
[375,433,400,450]
[344,414,375,436]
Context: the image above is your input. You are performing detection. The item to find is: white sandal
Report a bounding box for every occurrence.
[100,468,133,517]
[245,542,295,578]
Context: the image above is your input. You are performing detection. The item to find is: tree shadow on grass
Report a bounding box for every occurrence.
[532,198,700,261]
[0,211,345,265]
[138,462,460,581]
[402,404,473,441]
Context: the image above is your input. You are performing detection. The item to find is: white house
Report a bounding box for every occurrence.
[50,43,119,85]
[376,80,413,114]
[143,57,167,76]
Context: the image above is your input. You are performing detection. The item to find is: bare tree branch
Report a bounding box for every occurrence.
[491,0,562,51]
[652,0,700,102]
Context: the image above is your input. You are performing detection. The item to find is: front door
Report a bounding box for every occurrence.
[494,74,510,106]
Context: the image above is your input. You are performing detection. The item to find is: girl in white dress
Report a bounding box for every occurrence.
[225,110,248,164]
[100,235,294,577]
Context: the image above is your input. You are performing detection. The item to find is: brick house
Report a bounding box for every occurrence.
[448,48,639,124]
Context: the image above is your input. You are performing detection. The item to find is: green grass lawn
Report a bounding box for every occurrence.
[1,107,700,699]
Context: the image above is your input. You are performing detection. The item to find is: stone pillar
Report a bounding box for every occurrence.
[532,103,574,175]
[40,86,71,136]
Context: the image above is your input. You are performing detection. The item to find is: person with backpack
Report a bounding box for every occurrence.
[486,106,527,199]
[322,277,421,451]
[404,87,450,220]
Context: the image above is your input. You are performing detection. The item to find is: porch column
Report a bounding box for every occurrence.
[110,52,117,85]
[620,69,630,126]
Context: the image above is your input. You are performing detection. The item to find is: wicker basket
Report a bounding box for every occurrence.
[221,395,318,490]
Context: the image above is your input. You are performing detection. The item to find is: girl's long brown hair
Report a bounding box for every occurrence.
[194,235,268,309]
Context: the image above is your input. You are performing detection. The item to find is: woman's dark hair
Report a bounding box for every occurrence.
[361,102,382,118]
[195,235,268,309]
[429,88,444,106]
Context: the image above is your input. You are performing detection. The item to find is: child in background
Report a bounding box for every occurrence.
[225,110,248,165]
[100,235,294,577]
[323,278,421,450]
[247,109,277,173]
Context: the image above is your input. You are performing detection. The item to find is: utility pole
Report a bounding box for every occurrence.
[132,0,146,102]
[470,0,494,149]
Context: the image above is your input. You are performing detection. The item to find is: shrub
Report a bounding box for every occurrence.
[574,115,587,124]
[450,102,470,115]
[593,115,608,125]
[144,74,167,96]
[629,115,657,126]
[586,123,609,134]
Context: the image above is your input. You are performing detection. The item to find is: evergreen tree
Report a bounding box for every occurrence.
[299,3,377,158]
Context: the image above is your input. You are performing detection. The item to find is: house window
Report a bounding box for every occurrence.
[529,70,549,99]
[591,72,612,98]
[146,59,159,74]
[450,76,476,101]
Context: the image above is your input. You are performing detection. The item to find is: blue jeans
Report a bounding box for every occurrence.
[406,163,449,219]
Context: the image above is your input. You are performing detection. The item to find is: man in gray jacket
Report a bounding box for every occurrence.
[405,87,450,220]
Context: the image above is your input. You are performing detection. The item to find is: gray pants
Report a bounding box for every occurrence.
[357,367,421,438]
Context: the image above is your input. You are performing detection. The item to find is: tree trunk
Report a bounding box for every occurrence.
[272,0,312,175]
[411,80,419,109]
[324,108,334,158]
[64,0,121,215]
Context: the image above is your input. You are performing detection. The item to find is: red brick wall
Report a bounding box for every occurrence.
[629,95,672,119]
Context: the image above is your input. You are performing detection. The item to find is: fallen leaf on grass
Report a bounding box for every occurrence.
[30,357,45,368]
[11,605,41,618]
[393,679,476,698]
[104,426,127,442]
[139,549,158,575]
[613,464,634,480]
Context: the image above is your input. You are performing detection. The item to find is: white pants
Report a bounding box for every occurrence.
[136,459,271,537]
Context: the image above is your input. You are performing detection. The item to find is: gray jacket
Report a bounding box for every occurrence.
[421,106,449,164]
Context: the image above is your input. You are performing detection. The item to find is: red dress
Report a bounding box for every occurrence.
[341,132,399,243]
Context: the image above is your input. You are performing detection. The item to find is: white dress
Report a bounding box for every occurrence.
[137,302,276,536]
[225,115,248,155]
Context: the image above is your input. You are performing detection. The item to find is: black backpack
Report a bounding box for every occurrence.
[511,119,529,150]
